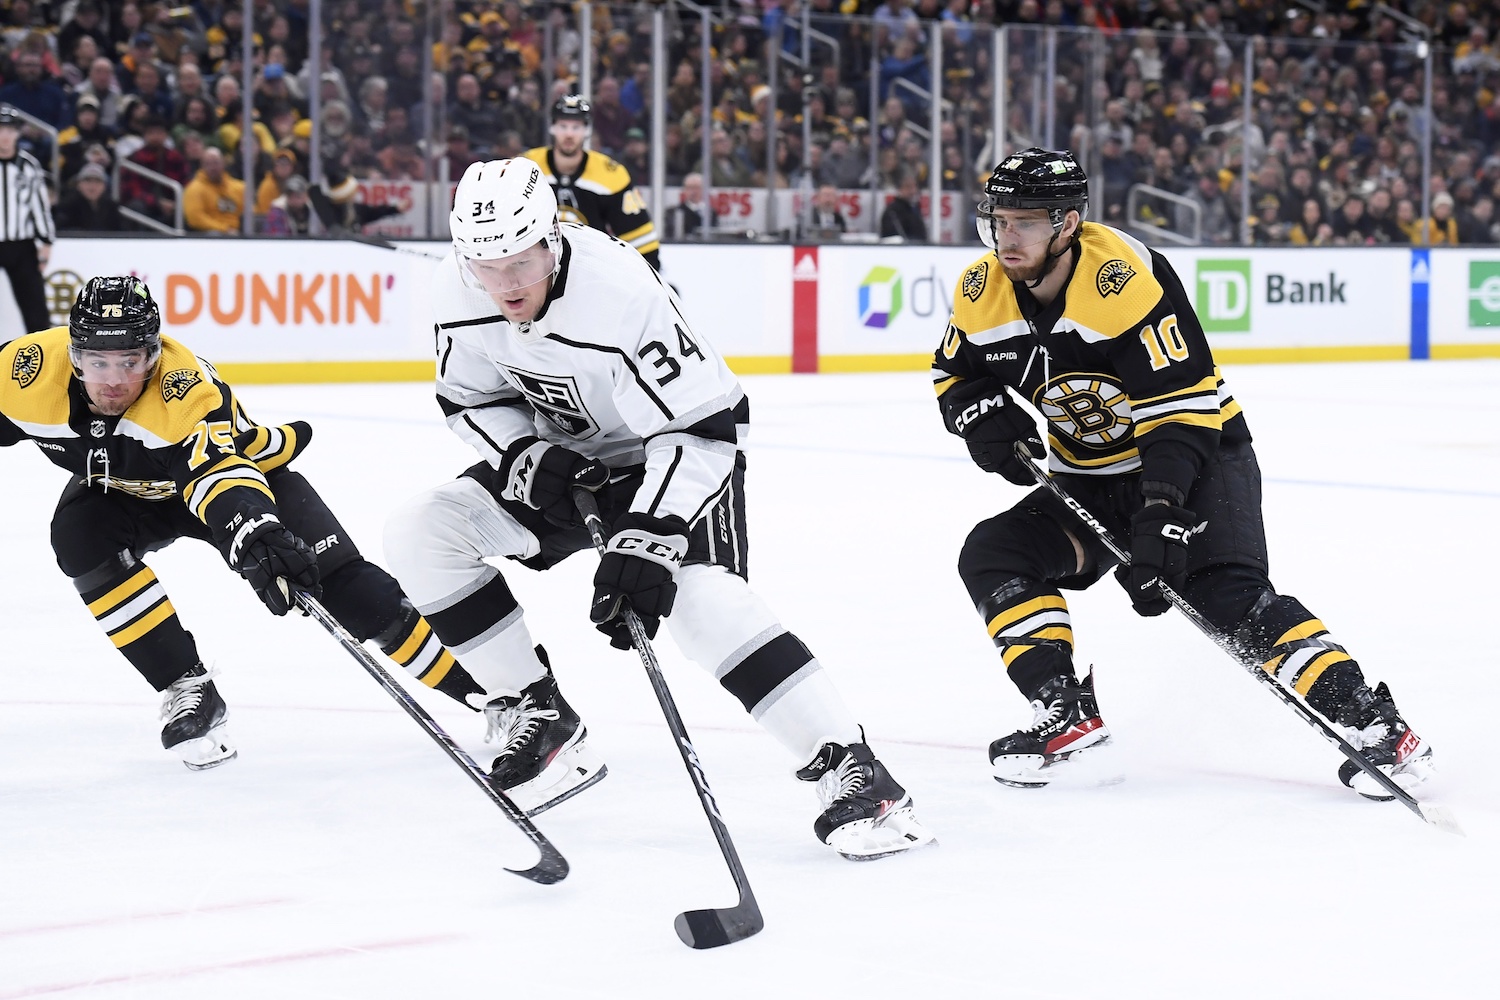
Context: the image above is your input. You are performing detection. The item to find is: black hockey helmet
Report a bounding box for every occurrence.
[69,276,163,370]
[0,105,22,128]
[552,94,592,125]
[977,147,1089,251]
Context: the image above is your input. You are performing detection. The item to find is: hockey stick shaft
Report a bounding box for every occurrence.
[572,488,763,948]
[294,592,570,881]
[1017,453,1459,833]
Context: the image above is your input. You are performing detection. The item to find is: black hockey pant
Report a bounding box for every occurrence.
[52,470,413,691]
[956,442,1365,717]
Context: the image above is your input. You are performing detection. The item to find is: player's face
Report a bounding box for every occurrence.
[986,207,1066,283]
[74,348,152,415]
[551,119,587,155]
[462,241,557,322]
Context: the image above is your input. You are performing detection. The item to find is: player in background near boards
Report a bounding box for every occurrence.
[0,277,487,769]
[932,147,1435,800]
[522,95,661,270]
[381,158,935,859]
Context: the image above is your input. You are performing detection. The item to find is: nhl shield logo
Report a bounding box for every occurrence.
[1096,259,1136,297]
[11,342,42,388]
[161,368,202,401]
[962,261,989,302]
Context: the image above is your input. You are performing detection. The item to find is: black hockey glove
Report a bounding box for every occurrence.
[940,380,1045,486]
[590,512,689,650]
[228,513,321,616]
[496,436,610,527]
[1117,501,1200,617]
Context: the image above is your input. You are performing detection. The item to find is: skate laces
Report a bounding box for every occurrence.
[160,668,216,723]
[1022,695,1067,734]
[484,695,559,755]
[815,750,868,810]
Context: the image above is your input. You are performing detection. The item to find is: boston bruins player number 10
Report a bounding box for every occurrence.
[934,147,1435,802]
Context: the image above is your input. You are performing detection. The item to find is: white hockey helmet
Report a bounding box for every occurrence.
[450,158,562,295]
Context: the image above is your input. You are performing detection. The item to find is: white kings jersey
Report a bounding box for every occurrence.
[431,224,747,525]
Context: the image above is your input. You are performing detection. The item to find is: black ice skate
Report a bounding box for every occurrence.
[796,736,936,861]
[988,670,1114,788]
[159,664,237,770]
[485,669,606,816]
[1334,682,1435,800]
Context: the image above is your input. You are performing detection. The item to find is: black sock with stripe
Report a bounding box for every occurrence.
[74,554,200,692]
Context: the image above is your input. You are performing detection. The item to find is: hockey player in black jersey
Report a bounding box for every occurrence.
[522,95,661,270]
[934,148,1435,800]
[0,277,486,769]
[381,158,934,859]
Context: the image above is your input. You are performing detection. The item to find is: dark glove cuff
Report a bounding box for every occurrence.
[1139,441,1199,506]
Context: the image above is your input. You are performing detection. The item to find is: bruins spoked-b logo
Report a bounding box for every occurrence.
[44,269,85,328]
[503,366,600,438]
[161,368,202,401]
[1096,259,1136,298]
[1037,372,1133,449]
[962,260,989,302]
[11,342,42,388]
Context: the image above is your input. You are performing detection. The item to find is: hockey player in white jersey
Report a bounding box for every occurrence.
[383,159,934,860]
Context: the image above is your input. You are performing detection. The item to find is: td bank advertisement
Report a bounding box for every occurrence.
[815,244,1414,365]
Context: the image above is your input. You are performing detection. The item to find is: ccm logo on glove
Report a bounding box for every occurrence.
[951,393,1007,435]
[1161,520,1207,542]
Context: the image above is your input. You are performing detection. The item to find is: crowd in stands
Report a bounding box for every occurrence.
[6,0,1500,244]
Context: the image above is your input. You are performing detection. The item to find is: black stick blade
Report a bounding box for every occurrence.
[507,841,570,884]
[674,902,764,949]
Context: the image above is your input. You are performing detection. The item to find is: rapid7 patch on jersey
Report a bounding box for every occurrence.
[503,366,600,438]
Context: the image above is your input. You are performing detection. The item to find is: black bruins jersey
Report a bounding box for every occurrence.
[0,328,307,547]
[933,223,1251,504]
[523,146,660,269]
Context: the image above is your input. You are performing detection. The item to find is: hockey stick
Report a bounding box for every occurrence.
[572,488,765,949]
[318,232,447,261]
[1016,453,1463,835]
[293,591,571,881]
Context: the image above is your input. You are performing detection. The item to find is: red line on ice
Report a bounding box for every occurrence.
[0,934,461,998]
[0,897,299,939]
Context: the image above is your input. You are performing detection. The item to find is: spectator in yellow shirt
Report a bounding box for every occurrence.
[256,149,298,213]
[183,148,245,233]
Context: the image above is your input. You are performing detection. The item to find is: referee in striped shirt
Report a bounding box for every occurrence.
[0,106,54,332]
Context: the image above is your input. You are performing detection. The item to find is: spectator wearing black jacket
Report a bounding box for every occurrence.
[880,172,928,241]
[58,94,116,183]
[54,163,124,231]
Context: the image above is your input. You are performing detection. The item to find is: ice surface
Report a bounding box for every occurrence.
[2,362,1495,998]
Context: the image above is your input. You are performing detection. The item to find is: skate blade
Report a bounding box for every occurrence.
[500,744,608,817]
[992,742,1123,789]
[1350,748,1437,801]
[171,726,237,771]
[828,806,938,862]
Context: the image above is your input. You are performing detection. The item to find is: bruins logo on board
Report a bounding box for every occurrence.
[1096,259,1135,298]
[161,368,202,401]
[11,342,42,388]
[44,269,85,328]
[962,261,989,302]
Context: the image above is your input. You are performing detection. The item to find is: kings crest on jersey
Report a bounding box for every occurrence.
[933,222,1250,501]
[0,327,309,530]
[431,223,747,527]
